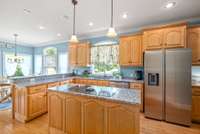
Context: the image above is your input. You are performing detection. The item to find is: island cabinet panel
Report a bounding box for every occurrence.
[119,35,143,66]
[48,91,140,134]
[82,100,105,134]
[187,26,200,65]
[106,103,139,134]
[48,92,66,133]
[65,96,82,134]
[28,92,47,118]
[163,26,186,48]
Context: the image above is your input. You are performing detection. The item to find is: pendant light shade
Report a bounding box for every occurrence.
[107,0,117,37]
[7,34,24,64]
[70,0,79,43]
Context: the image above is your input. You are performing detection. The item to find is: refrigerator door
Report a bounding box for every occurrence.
[144,50,164,120]
[165,49,192,126]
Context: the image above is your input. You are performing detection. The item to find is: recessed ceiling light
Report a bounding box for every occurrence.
[39,26,45,30]
[63,15,69,20]
[89,22,94,26]
[165,2,176,9]
[23,9,31,14]
[122,13,128,19]
[57,33,61,37]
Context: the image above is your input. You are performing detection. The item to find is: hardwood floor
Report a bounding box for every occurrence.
[0,109,200,134]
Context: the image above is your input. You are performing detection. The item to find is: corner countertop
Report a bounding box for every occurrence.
[14,76,144,88]
[48,84,141,105]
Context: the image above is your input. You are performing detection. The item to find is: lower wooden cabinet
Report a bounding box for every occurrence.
[192,86,200,123]
[28,92,47,118]
[48,91,140,134]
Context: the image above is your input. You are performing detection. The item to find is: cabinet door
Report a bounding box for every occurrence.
[106,104,140,134]
[163,26,186,48]
[77,44,86,66]
[119,38,131,65]
[28,92,47,118]
[65,96,82,134]
[130,36,143,66]
[188,27,200,65]
[192,95,200,122]
[48,92,65,132]
[143,29,163,50]
[82,100,105,134]
[69,44,77,65]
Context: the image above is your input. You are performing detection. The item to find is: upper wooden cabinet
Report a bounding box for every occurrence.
[119,35,143,66]
[143,24,187,50]
[187,26,200,65]
[69,42,91,67]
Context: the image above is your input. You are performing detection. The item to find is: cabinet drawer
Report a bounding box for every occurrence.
[48,82,60,88]
[28,85,46,94]
[130,83,143,89]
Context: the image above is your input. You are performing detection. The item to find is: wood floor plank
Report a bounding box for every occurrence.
[0,110,200,134]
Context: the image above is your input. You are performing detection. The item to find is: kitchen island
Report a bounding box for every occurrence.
[48,84,140,134]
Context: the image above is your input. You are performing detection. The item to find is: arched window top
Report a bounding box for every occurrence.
[43,47,57,56]
[93,40,118,46]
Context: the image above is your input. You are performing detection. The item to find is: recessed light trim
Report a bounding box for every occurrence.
[57,33,61,37]
[39,26,45,30]
[89,22,94,26]
[165,2,176,9]
[23,9,31,14]
[122,13,128,19]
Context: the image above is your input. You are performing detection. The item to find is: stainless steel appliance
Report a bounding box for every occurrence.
[144,49,192,126]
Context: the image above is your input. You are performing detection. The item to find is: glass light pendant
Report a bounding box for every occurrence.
[107,0,117,38]
[7,34,24,64]
[70,0,79,43]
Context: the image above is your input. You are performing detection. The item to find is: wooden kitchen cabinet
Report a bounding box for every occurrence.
[188,26,200,65]
[119,35,143,66]
[28,92,47,118]
[143,23,187,50]
[69,44,77,66]
[69,43,91,67]
[130,83,144,112]
[48,82,60,88]
[143,29,163,50]
[192,86,200,123]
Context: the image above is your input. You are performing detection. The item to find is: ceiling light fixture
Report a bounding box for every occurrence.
[122,13,128,19]
[39,26,45,30]
[23,9,31,14]
[69,0,79,43]
[89,22,94,26]
[107,0,117,38]
[165,2,176,9]
[7,34,24,64]
[57,33,61,37]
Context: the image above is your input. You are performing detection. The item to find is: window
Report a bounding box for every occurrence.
[3,53,32,76]
[34,55,42,75]
[43,47,57,75]
[58,53,68,73]
[91,44,119,76]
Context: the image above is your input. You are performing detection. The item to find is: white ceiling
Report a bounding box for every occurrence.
[0,0,200,47]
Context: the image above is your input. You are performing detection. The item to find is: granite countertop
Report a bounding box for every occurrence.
[14,76,144,88]
[14,77,73,88]
[48,84,141,105]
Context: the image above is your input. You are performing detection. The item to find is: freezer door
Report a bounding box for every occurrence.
[165,49,192,126]
[144,50,164,120]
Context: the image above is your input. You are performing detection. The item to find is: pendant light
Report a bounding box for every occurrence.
[70,0,79,43]
[107,0,117,37]
[7,34,24,64]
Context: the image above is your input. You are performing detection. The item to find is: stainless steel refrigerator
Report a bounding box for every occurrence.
[144,49,192,126]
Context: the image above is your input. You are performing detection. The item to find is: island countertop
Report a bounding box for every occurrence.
[48,84,141,105]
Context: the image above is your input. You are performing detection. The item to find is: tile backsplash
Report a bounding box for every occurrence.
[120,66,144,78]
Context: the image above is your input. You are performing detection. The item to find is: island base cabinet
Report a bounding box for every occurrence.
[48,91,140,134]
